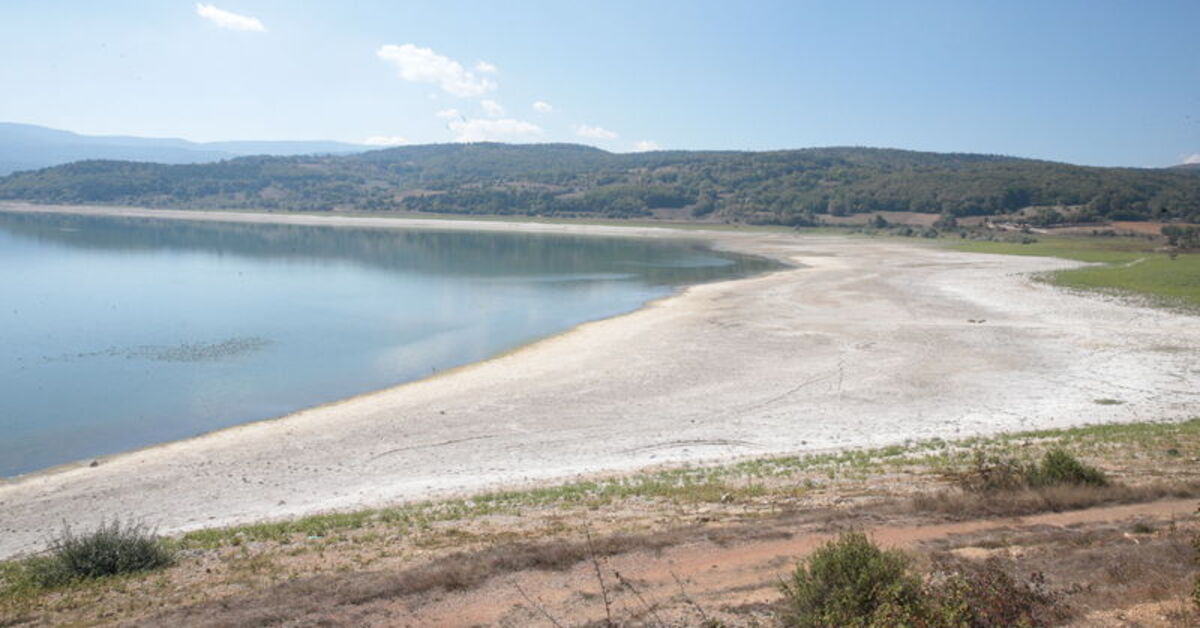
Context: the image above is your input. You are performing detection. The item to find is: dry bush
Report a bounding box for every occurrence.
[952,448,1106,494]
[925,555,1070,627]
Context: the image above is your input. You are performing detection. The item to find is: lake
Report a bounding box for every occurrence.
[0,212,775,477]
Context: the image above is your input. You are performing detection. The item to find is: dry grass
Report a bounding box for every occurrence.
[910,481,1200,519]
[132,528,693,626]
[922,518,1200,625]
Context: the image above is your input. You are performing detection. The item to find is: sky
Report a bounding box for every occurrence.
[1,1,1197,167]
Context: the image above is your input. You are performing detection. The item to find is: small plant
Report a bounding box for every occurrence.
[31,519,174,587]
[778,532,926,627]
[957,450,1032,492]
[1131,522,1156,535]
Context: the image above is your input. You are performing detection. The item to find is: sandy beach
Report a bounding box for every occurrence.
[1,203,1197,560]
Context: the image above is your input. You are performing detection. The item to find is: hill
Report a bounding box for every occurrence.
[1,142,1198,223]
[0,122,365,175]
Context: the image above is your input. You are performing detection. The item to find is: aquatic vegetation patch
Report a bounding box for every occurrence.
[45,336,273,363]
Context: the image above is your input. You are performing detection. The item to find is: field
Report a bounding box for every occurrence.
[952,235,1200,308]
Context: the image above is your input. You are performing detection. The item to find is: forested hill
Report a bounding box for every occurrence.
[1,143,1198,224]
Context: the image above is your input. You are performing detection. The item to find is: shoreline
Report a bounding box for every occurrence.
[3,203,1199,559]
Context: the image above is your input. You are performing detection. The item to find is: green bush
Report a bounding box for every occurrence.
[1027,448,1108,488]
[778,534,1067,627]
[957,448,1107,492]
[777,532,926,627]
[31,519,174,587]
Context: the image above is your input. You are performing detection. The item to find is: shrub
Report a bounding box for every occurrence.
[778,534,1068,627]
[1027,449,1107,488]
[927,557,1067,627]
[956,448,1106,493]
[957,451,1033,492]
[777,532,926,627]
[31,519,174,586]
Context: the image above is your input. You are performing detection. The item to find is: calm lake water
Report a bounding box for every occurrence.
[0,212,774,477]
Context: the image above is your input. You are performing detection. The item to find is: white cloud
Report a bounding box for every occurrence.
[1184,153,1200,165]
[574,124,618,140]
[631,140,661,152]
[195,3,266,32]
[377,44,497,97]
[475,61,497,73]
[435,108,462,120]
[446,117,542,142]
[481,99,505,117]
[362,136,408,146]
[532,100,554,113]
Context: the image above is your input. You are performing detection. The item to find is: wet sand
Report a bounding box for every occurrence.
[2,203,1197,559]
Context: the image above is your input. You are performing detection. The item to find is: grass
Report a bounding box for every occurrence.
[910,480,1200,519]
[951,235,1200,308]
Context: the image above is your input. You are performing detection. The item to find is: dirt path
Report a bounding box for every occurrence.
[266,499,1199,627]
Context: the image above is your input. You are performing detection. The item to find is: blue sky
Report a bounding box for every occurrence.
[1,1,1197,166]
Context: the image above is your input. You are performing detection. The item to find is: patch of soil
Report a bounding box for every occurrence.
[131,498,1199,627]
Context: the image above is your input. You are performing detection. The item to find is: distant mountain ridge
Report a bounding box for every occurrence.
[0,122,365,175]
[1,136,1198,224]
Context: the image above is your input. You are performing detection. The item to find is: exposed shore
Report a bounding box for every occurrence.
[2,203,1198,559]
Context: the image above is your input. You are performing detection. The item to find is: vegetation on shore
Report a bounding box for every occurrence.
[779,531,1067,627]
[951,234,1200,308]
[2,143,1199,223]
[3,417,1198,625]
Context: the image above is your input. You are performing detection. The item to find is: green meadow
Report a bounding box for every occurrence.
[952,236,1200,308]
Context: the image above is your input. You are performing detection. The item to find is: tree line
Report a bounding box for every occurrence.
[1,143,1197,223]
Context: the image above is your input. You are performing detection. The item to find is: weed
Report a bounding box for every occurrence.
[1131,522,1156,534]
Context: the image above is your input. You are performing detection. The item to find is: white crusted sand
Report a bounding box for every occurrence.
[1,203,1197,559]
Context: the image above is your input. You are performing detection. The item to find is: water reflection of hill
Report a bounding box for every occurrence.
[0,212,777,285]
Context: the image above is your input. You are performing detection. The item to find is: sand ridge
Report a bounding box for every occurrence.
[1,203,1198,559]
